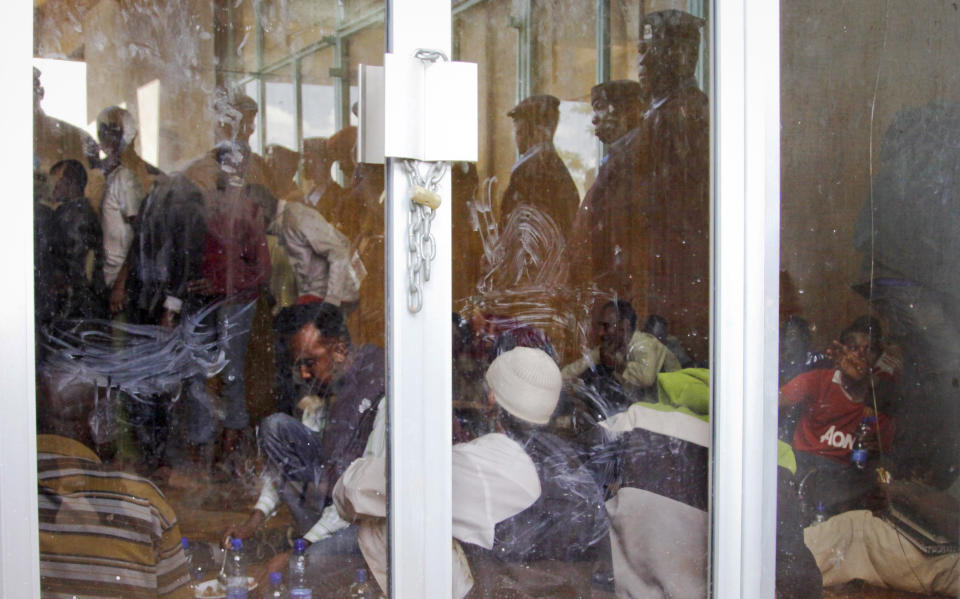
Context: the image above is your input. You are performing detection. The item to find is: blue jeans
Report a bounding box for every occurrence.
[217,300,257,430]
[258,412,361,584]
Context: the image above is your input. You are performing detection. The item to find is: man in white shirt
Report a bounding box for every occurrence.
[96,106,161,314]
[334,346,608,597]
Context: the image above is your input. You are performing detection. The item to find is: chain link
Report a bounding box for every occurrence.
[402,159,448,312]
[402,48,450,313]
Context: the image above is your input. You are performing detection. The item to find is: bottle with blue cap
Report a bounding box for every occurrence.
[224,537,248,599]
[348,568,380,598]
[288,538,312,598]
[265,571,285,598]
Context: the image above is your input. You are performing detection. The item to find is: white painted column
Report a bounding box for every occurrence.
[385,1,453,597]
[0,2,40,597]
[712,0,781,598]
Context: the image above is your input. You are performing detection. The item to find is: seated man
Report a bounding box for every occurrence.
[36,370,192,598]
[780,318,897,512]
[599,378,710,597]
[563,300,681,412]
[642,314,695,369]
[804,478,959,595]
[334,347,609,598]
[223,302,385,581]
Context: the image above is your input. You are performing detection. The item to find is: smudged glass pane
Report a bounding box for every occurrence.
[777,4,960,598]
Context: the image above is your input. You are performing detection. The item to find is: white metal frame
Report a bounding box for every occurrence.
[0,1,783,597]
[385,2,454,598]
[711,0,780,597]
[0,2,40,597]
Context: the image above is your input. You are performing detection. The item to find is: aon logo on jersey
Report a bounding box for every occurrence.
[819,425,853,450]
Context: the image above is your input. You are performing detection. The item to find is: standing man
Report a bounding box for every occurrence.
[41,160,108,322]
[500,95,580,237]
[195,141,272,465]
[96,106,162,313]
[572,10,710,362]
[590,79,647,146]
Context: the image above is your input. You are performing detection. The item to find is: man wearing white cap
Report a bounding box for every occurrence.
[334,346,608,597]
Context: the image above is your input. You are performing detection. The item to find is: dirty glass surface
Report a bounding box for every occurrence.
[33,1,386,597]
[776,3,960,599]
[444,1,711,597]
[32,0,713,598]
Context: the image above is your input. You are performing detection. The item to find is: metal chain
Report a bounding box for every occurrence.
[402,159,448,312]
[402,48,451,313]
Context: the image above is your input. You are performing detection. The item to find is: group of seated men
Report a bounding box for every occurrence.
[776,314,959,596]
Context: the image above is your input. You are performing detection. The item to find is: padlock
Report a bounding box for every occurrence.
[411,185,442,210]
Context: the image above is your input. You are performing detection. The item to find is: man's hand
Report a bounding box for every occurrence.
[222,510,265,549]
[159,309,179,329]
[109,281,126,315]
[826,340,869,382]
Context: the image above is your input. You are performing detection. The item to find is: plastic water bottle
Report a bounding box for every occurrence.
[288,538,312,599]
[813,502,827,524]
[850,416,877,470]
[224,538,248,599]
[265,571,285,598]
[348,568,378,598]
[181,537,205,581]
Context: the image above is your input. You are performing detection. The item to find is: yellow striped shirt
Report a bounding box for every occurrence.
[37,435,192,599]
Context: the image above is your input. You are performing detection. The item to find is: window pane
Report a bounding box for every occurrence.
[777,4,960,598]
[449,1,711,597]
[33,1,385,596]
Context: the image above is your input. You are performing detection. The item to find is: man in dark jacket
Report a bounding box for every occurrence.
[39,159,108,323]
[571,10,710,363]
[500,95,580,238]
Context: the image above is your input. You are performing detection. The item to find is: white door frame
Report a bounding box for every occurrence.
[0,1,781,597]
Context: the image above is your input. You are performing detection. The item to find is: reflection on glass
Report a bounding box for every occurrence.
[33,0,387,596]
[777,3,960,598]
[31,0,720,597]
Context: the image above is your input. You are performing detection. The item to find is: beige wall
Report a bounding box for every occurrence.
[780,1,960,347]
[80,0,216,171]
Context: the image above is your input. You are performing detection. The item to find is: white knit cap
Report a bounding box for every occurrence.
[484,346,562,425]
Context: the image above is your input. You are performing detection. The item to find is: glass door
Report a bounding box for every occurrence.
[7,1,798,598]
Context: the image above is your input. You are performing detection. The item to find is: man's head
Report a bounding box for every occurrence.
[642,314,669,342]
[36,370,99,450]
[840,316,883,366]
[637,10,703,100]
[484,346,562,427]
[265,144,300,184]
[302,137,332,183]
[591,80,646,144]
[326,126,358,181]
[214,88,259,144]
[214,140,250,189]
[288,302,352,394]
[248,184,279,227]
[507,95,561,154]
[50,159,87,200]
[598,300,637,367]
[96,106,138,157]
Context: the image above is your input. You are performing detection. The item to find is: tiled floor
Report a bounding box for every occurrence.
[162,466,947,598]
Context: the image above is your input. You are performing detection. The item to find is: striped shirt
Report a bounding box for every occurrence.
[37,435,192,599]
